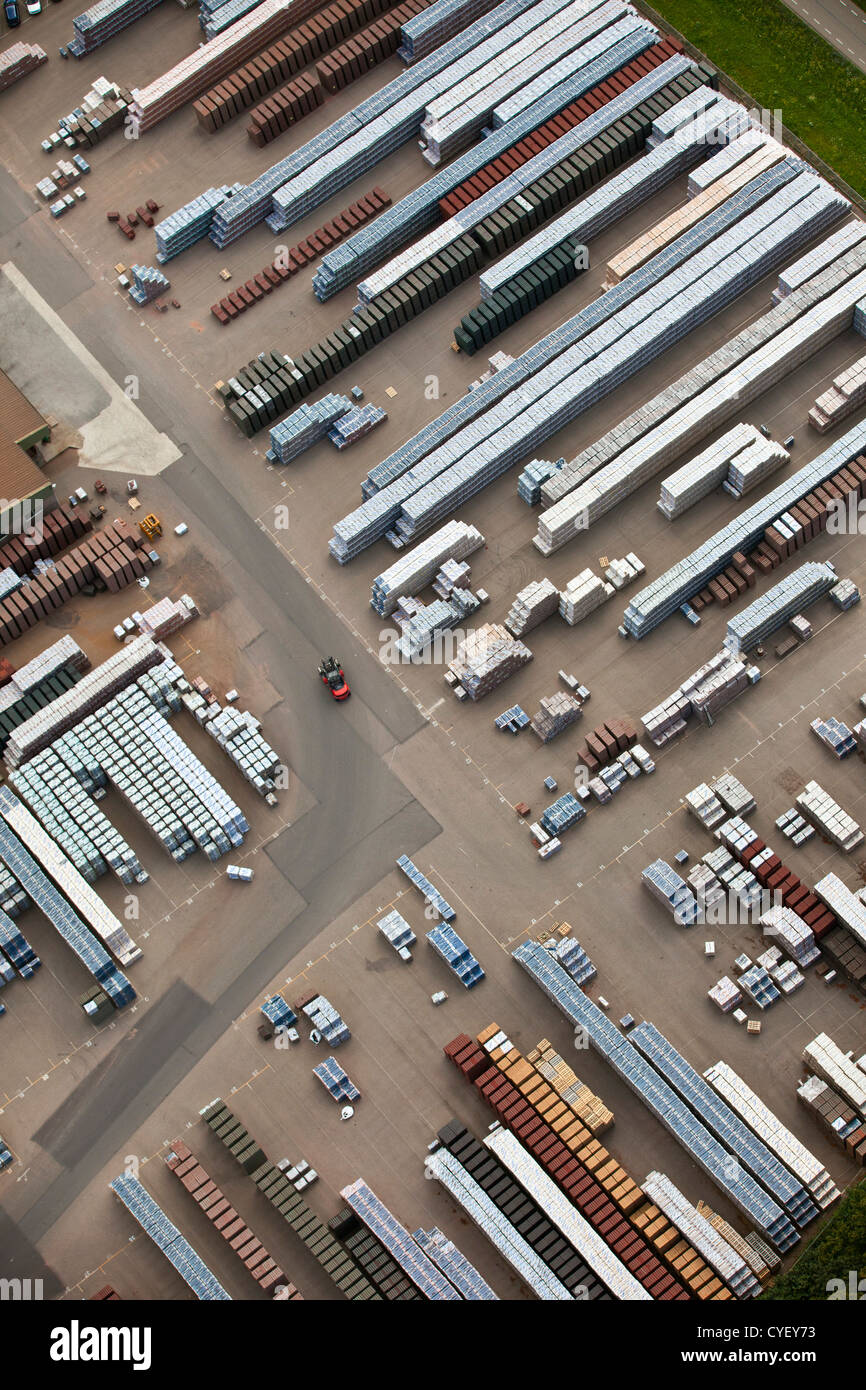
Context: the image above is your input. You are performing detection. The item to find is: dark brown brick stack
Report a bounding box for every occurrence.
[0,503,90,573]
[576,716,637,774]
[246,71,324,145]
[210,187,390,324]
[316,0,429,92]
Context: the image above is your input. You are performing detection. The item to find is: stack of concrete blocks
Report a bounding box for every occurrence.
[432,558,471,599]
[759,904,821,969]
[558,569,614,625]
[517,457,564,505]
[196,703,283,799]
[810,715,857,758]
[371,520,484,616]
[266,394,352,464]
[504,577,559,636]
[657,424,760,519]
[604,554,645,590]
[685,782,727,830]
[687,861,726,918]
[641,858,698,926]
[774,219,866,302]
[128,265,171,305]
[775,807,815,846]
[723,563,837,656]
[813,874,866,948]
[809,352,866,432]
[796,781,863,853]
[393,587,480,660]
[725,437,790,499]
[0,41,49,91]
[712,772,755,816]
[133,595,199,640]
[642,651,754,746]
[708,976,742,1012]
[803,1033,866,1116]
[830,578,860,610]
[529,691,583,744]
[447,622,532,700]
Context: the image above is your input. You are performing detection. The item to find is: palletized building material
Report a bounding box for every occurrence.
[704,1061,840,1209]
[712,772,755,815]
[631,1023,817,1227]
[301,991,351,1045]
[641,858,697,926]
[134,595,199,641]
[513,941,800,1250]
[504,577,560,636]
[809,349,866,432]
[643,652,751,748]
[110,1175,231,1300]
[377,908,416,956]
[517,457,563,504]
[487,1127,651,1299]
[328,403,387,448]
[803,1033,866,1117]
[796,782,862,852]
[396,853,455,919]
[154,185,244,261]
[708,976,741,1012]
[424,1146,572,1298]
[427,922,484,988]
[412,1227,498,1300]
[0,41,48,91]
[0,906,40,978]
[267,394,352,464]
[723,562,836,656]
[0,810,135,1008]
[726,437,789,497]
[686,127,775,196]
[558,570,613,624]
[527,1039,612,1131]
[398,0,498,61]
[813,874,866,949]
[539,792,586,836]
[313,1056,361,1102]
[447,622,532,698]
[67,0,165,58]
[529,692,583,742]
[759,905,821,968]
[776,218,866,298]
[0,789,141,967]
[127,265,170,305]
[694,1200,775,1283]
[341,1179,461,1298]
[371,520,483,616]
[642,1171,760,1297]
[657,425,763,519]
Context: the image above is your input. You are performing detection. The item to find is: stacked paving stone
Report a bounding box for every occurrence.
[830,578,860,610]
[447,623,532,700]
[724,563,837,656]
[657,423,760,519]
[529,691,583,743]
[0,41,48,91]
[127,265,171,305]
[775,807,815,846]
[726,438,790,499]
[558,569,614,625]
[517,457,564,504]
[796,782,863,852]
[685,782,727,829]
[66,0,165,58]
[810,715,857,758]
[432,558,471,598]
[642,651,753,746]
[371,520,484,616]
[642,858,698,926]
[603,553,645,590]
[393,587,480,660]
[760,905,821,969]
[712,773,755,816]
[266,394,352,464]
[328,403,387,448]
[504,577,559,636]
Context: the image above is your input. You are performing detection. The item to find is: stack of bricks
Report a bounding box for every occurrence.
[193,0,409,132]
[0,520,152,646]
[690,454,866,612]
[446,1027,729,1300]
[0,505,91,574]
[0,41,48,93]
[166,1140,301,1298]
[797,1076,866,1165]
[576,717,637,775]
[526,1039,613,1135]
[440,36,686,215]
[246,71,324,146]
[316,0,430,92]
[210,187,390,324]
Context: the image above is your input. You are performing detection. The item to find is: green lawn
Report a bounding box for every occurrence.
[761,1181,866,1300]
[645,0,866,197]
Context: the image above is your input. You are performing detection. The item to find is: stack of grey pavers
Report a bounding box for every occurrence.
[809,351,866,432]
[478,94,745,300]
[657,424,771,519]
[803,1032,866,1114]
[603,554,644,590]
[796,782,863,853]
[448,623,532,698]
[504,578,560,636]
[712,772,755,816]
[685,782,727,829]
[301,992,351,1046]
[558,570,613,624]
[266,394,352,464]
[855,298,866,336]
[725,437,789,498]
[394,588,481,660]
[773,217,866,301]
[530,692,583,742]
[723,562,837,656]
[154,185,245,262]
[830,578,860,610]
[273,0,655,244]
[759,905,821,969]
[814,875,866,950]
[127,265,170,305]
[371,520,484,616]
[314,8,666,296]
[589,746,647,803]
[0,860,28,918]
[775,806,815,846]
[642,651,753,747]
[66,0,165,58]
[703,842,763,914]
[193,704,283,800]
[622,395,866,640]
[641,1171,761,1298]
[641,858,698,925]
[686,126,774,197]
[538,240,866,563]
[688,861,726,918]
[432,558,472,598]
[328,86,791,561]
[517,458,564,504]
[397,0,501,63]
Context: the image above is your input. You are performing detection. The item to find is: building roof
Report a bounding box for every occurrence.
[0,433,49,504]
[0,369,46,447]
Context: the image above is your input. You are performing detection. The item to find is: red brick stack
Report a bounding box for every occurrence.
[246,71,325,146]
[577,716,637,775]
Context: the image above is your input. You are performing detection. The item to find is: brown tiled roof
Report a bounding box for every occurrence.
[0,368,45,445]
[0,433,48,503]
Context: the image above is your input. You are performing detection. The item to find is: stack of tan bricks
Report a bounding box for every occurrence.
[460,1026,733,1299]
[210,187,390,323]
[691,453,866,612]
[527,1039,613,1135]
[193,0,408,132]
[166,1139,301,1298]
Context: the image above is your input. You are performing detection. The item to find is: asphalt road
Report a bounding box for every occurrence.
[781,0,866,72]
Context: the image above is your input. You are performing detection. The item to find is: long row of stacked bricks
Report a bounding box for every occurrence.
[193,0,429,132]
[439,35,686,216]
[691,453,866,614]
[0,515,154,646]
[210,187,391,324]
[445,1026,745,1299]
[166,1139,302,1298]
[714,825,866,992]
[200,1098,381,1298]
